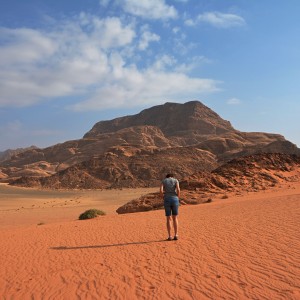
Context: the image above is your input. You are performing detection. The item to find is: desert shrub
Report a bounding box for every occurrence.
[221,194,229,199]
[79,209,106,220]
[204,198,212,203]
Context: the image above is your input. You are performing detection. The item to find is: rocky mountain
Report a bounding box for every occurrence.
[84,101,234,139]
[2,100,300,185]
[183,152,300,192]
[11,146,217,189]
[116,153,300,214]
[0,146,38,163]
[0,146,38,180]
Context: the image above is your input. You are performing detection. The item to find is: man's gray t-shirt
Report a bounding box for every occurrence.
[162,177,178,197]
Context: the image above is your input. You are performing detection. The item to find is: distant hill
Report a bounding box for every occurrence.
[0,146,38,163]
[2,100,300,186]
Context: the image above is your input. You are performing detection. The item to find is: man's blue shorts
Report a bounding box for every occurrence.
[164,196,179,216]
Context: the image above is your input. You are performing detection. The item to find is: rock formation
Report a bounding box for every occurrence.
[116,153,300,214]
[11,146,217,189]
[0,146,38,163]
[2,100,300,185]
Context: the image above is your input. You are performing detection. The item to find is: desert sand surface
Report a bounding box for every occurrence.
[0,183,157,228]
[0,184,299,299]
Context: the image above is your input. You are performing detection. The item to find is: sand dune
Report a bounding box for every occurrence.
[0,184,299,299]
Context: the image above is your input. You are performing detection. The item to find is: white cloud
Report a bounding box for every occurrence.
[70,63,220,111]
[184,19,196,26]
[78,14,136,48]
[122,0,178,20]
[138,30,160,50]
[0,28,57,65]
[99,0,110,7]
[227,98,241,105]
[174,56,212,73]
[152,54,177,71]
[172,27,180,34]
[0,15,135,107]
[186,12,246,28]
[0,12,220,111]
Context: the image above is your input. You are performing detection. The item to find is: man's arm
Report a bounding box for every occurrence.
[160,183,164,197]
[176,181,180,198]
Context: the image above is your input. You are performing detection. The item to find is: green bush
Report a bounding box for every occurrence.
[79,209,106,220]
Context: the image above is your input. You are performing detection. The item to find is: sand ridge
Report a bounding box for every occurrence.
[0,184,299,299]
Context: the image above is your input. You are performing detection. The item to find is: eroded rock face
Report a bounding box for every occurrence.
[0,169,8,180]
[180,153,300,194]
[11,147,217,189]
[84,101,234,138]
[116,153,300,214]
[116,191,213,214]
[2,100,300,183]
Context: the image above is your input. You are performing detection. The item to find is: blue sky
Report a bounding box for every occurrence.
[0,0,299,151]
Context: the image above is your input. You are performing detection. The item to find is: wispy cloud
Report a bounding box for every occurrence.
[0,12,220,111]
[227,97,241,105]
[138,28,160,50]
[99,0,110,7]
[185,11,246,28]
[121,0,178,20]
[71,69,219,111]
[0,15,136,107]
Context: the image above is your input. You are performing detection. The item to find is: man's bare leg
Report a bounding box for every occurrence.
[166,216,172,238]
[172,215,178,238]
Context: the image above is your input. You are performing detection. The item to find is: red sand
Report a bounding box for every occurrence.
[0,184,299,299]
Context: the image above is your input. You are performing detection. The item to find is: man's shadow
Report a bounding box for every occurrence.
[50,239,167,250]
